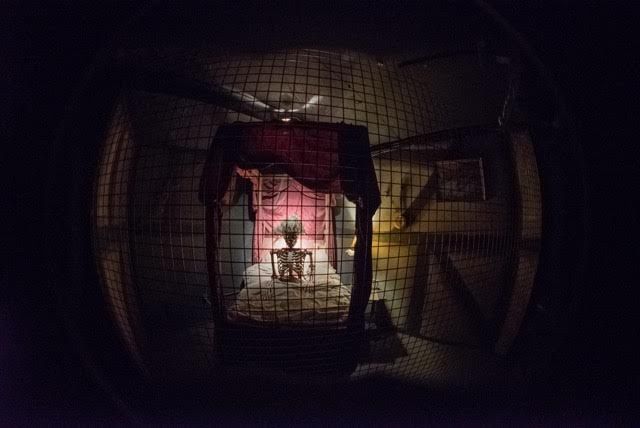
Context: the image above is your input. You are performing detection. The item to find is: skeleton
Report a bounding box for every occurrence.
[270,248,314,283]
[263,217,315,297]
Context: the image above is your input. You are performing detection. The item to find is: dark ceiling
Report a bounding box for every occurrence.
[112,1,491,55]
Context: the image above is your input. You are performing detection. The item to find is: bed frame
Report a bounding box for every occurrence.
[199,121,380,376]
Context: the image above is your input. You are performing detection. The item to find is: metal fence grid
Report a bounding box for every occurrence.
[92,48,541,385]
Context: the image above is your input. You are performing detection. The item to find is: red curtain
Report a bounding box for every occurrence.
[237,169,337,266]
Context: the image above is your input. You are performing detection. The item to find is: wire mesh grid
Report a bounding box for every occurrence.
[92,47,541,385]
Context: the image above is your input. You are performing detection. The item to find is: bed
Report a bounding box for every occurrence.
[228,243,352,326]
[199,121,380,375]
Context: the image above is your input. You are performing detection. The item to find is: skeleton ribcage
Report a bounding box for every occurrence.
[271,248,312,282]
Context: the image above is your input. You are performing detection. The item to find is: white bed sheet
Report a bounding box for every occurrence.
[227,261,351,326]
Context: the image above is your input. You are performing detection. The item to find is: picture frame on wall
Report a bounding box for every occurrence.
[435,158,487,201]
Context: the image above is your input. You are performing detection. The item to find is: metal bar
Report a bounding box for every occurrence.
[370,125,499,157]
[397,49,479,68]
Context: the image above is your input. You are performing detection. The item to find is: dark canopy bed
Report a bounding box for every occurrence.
[199,121,380,375]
